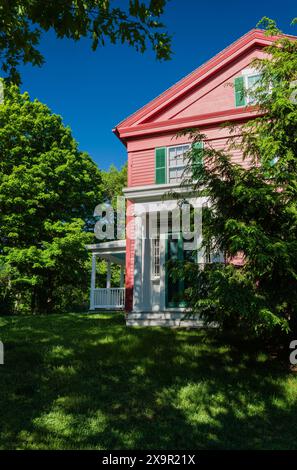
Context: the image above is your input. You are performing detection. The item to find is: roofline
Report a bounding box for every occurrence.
[113,28,296,144]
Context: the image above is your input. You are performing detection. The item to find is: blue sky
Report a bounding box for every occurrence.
[19,0,296,170]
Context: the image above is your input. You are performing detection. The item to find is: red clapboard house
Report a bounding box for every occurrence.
[88,29,294,326]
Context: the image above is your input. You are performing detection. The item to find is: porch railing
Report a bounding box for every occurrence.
[92,288,125,309]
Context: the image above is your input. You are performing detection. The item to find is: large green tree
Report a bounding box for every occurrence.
[177,19,297,339]
[96,163,127,288]
[0,0,171,84]
[101,163,127,207]
[0,83,103,313]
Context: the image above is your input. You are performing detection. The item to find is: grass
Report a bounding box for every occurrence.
[0,312,297,450]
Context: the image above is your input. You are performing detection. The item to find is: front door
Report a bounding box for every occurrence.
[165,234,197,308]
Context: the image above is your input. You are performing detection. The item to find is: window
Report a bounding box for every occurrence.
[151,238,160,278]
[168,144,190,184]
[262,154,279,179]
[155,143,203,185]
[270,155,279,166]
[245,73,261,104]
[235,70,262,107]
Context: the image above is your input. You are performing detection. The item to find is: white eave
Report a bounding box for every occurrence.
[86,240,126,265]
[123,182,195,202]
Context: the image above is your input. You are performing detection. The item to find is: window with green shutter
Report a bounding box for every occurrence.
[234,76,246,107]
[235,73,262,107]
[155,147,166,184]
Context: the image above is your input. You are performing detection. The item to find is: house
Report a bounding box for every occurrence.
[88,29,292,326]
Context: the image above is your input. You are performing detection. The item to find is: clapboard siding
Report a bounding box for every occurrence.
[128,134,251,187]
[206,136,252,168]
[129,148,155,186]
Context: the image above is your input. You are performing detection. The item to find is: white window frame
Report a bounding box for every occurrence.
[151,237,160,279]
[166,144,191,184]
[241,68,262,105]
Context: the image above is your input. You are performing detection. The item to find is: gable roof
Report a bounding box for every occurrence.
[114,28,296,143]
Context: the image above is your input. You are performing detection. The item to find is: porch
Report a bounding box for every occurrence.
[87,240,126,310]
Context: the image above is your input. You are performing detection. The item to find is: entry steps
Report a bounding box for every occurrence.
[126,311,206,327]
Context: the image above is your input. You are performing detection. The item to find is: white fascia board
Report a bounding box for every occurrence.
[133,196,209,215]
[86,240,126,251]
[123,183,197,202]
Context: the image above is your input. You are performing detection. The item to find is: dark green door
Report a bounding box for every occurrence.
[166,234,184,308]
[165,234,197,308]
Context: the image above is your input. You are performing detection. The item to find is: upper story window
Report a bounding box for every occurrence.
[168,145,190,184]
[155,143,203,185]
[235,69,262,107]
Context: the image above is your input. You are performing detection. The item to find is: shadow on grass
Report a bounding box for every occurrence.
[0,312,296,449]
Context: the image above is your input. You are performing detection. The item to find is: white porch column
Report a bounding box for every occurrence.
[120,264,125,288]
[159,236,166,311]
[106,259,111,288]
[133,213,144,311]
[90,253,96,310]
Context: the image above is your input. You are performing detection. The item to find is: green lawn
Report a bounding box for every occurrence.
[0,312,297,450]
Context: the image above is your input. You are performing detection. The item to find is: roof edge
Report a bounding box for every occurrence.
[113,28,296,142]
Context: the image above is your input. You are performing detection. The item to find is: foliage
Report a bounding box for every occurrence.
[101,163,127,208]
[97,164,127,287]
[0,0,171,84]
[177,19,297,338]
[0,83,103,314]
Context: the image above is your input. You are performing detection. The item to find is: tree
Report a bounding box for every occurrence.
[96,164,127,288]
[101,163,127,207]
[0,0,171,85]
[0,82,103,313]
[177,19,297,339]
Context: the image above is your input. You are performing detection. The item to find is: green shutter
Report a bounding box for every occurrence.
[192,141,204,170]
[234,76,246,107]
[155,147,166,184]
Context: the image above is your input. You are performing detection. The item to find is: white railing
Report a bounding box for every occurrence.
[92,288,125,309]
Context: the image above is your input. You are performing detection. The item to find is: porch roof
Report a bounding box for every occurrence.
[86,240,126,266]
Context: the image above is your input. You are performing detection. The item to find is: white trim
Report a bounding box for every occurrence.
[133,213,144,311]
[120,265,125,288]
[151,237,160,280]
[123,182,195,202]
[241,67,258,76]
[133,197,208,216]
[132,196,208,313]
[86,240,126,251]
[92,287,125,309]
[240,68,262,105]
[90,254,96,310]
[106,259,111,289]
[86,240,126,266]
[166,143,191,184]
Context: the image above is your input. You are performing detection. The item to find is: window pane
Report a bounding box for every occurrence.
[247,74,261,104]
[152,238,160,278]
[169,170,176,183]
[247,74,261,89]
[168,145,190,183]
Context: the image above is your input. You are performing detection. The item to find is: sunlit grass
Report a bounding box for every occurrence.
[0,312,296,449]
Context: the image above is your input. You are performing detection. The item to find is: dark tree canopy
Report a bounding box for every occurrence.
[0,0,171,84]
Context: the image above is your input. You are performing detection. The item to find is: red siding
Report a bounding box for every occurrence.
[127,129,252,187]
[129,149,155,186]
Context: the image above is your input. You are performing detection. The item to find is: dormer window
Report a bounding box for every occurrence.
[168,145,190,183]
[235,69,262,107]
